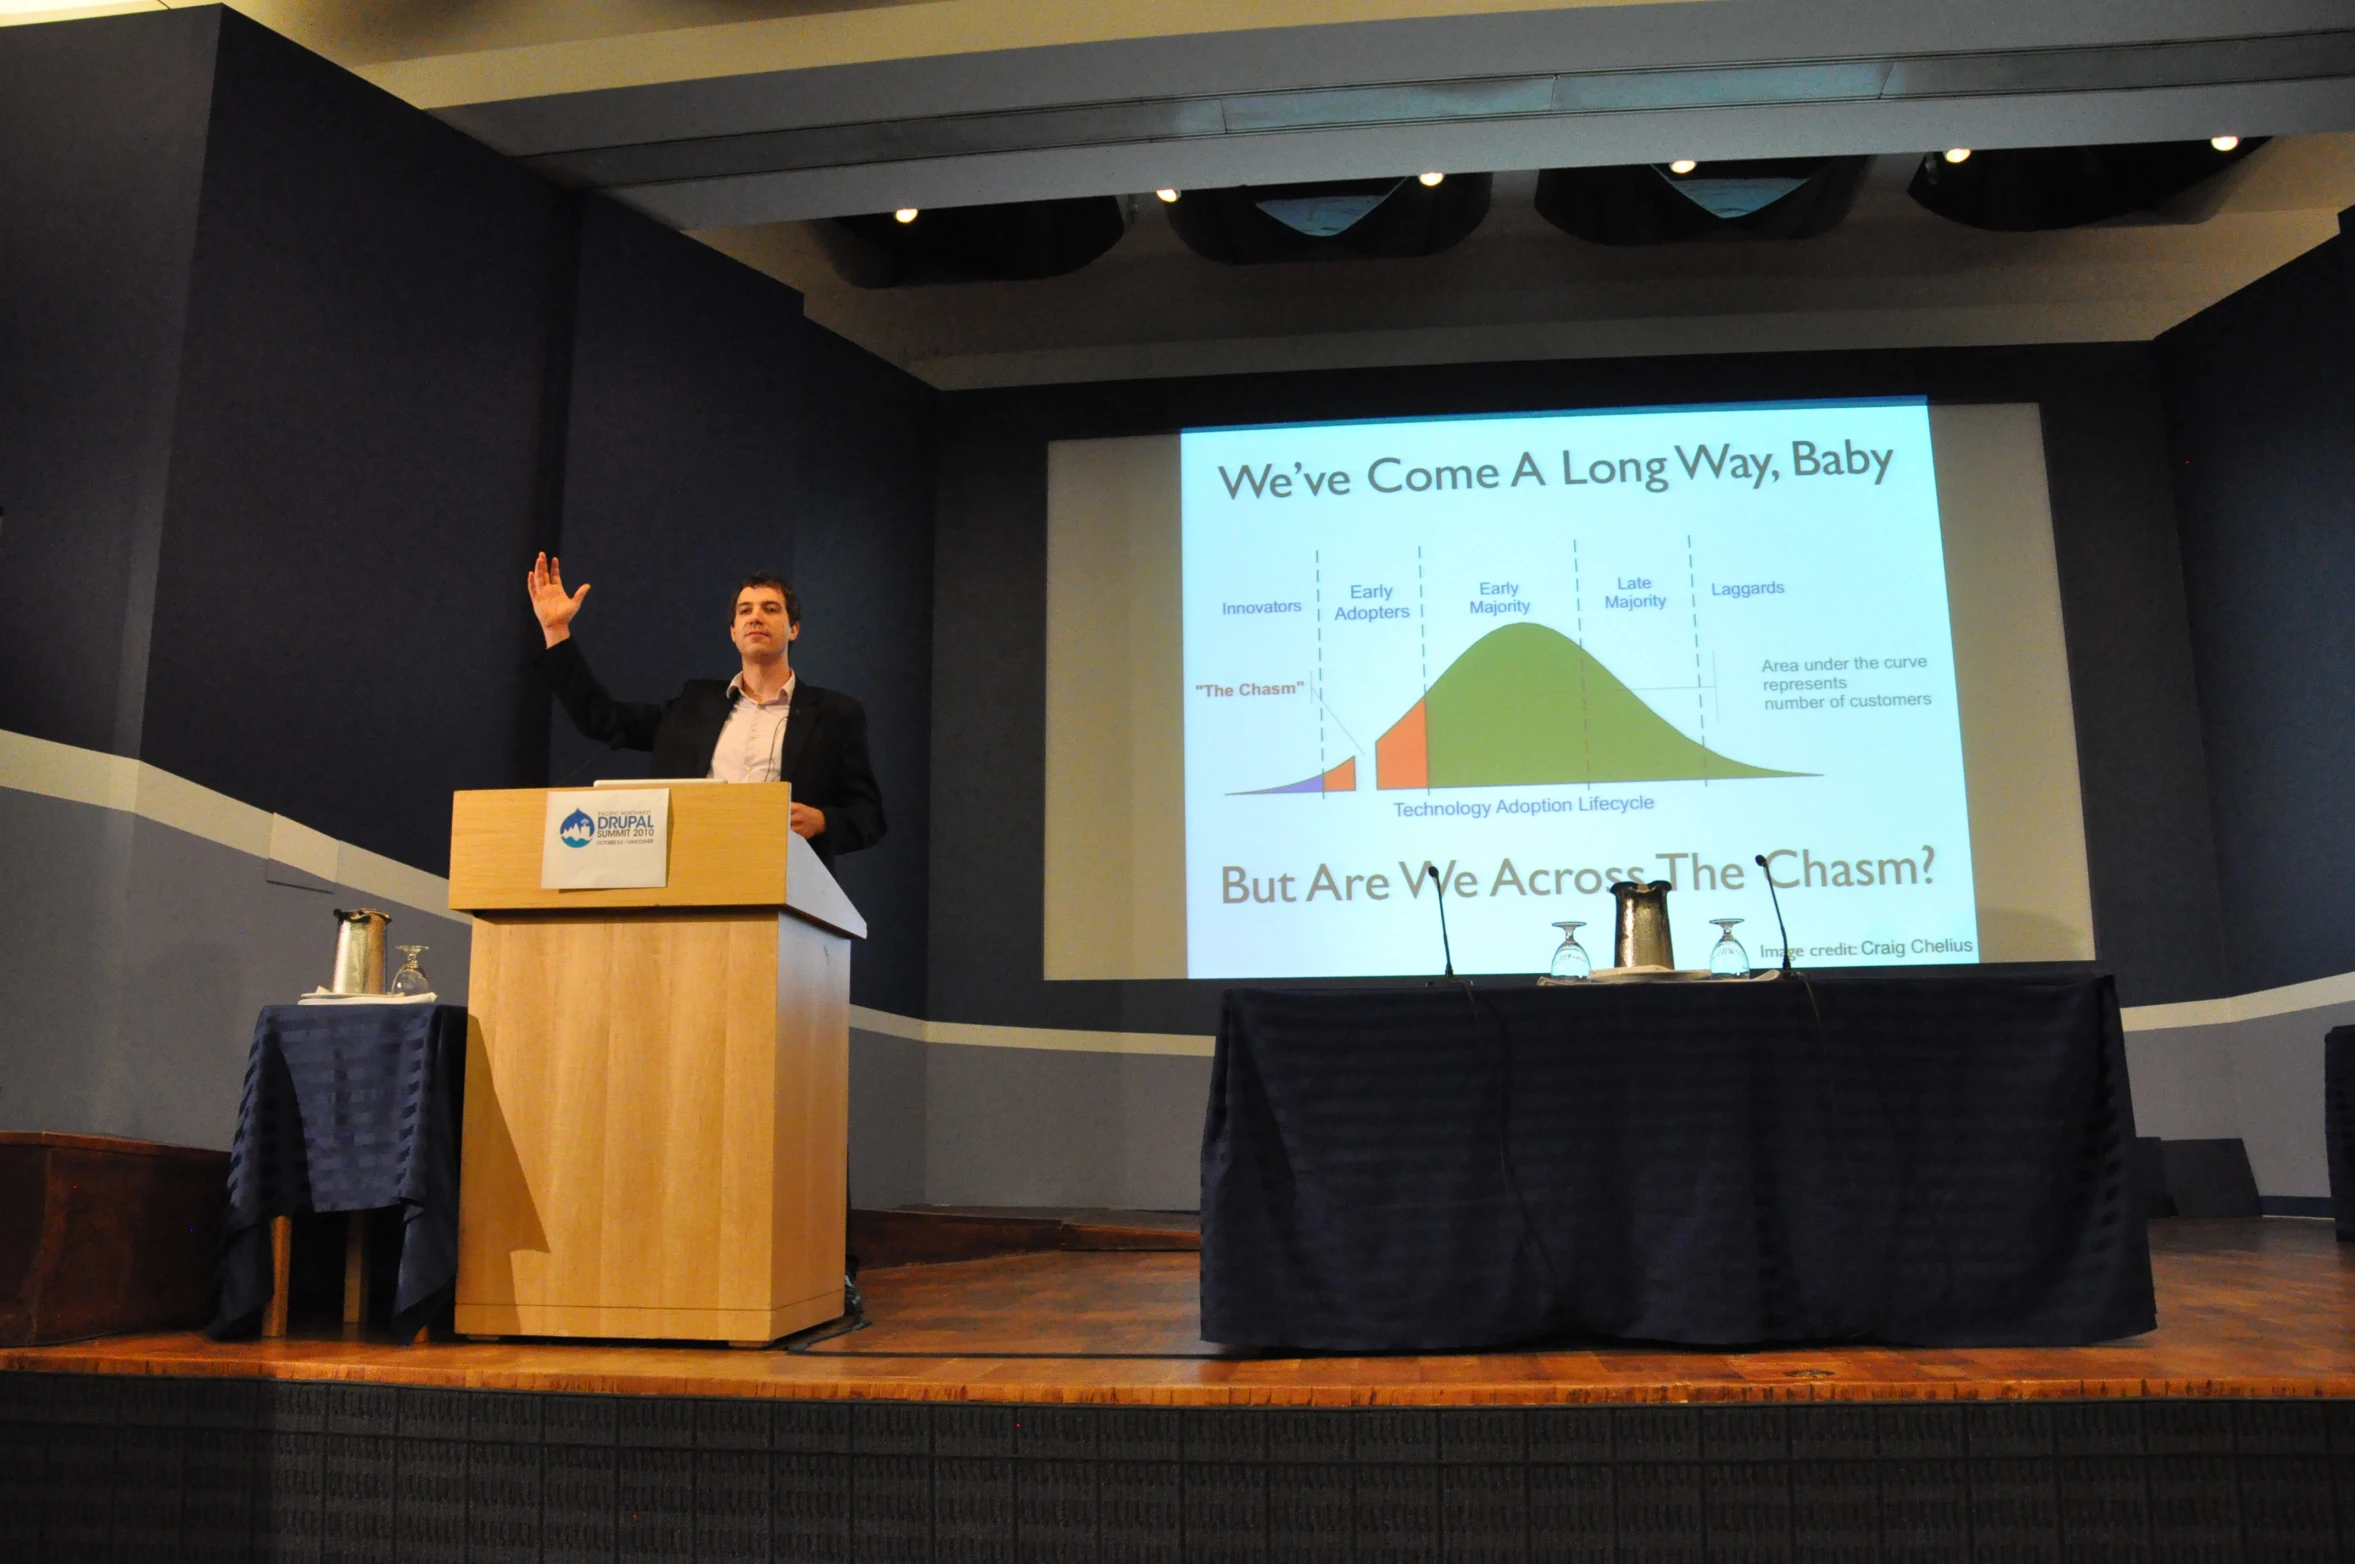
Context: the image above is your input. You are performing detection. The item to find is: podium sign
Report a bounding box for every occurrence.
[539,787,669,889]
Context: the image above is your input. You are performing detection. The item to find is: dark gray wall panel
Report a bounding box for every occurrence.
[792,325,937,1015]
[0,11,945,1187]
[137,11,567,875]
[2128,1006,2343,1197]
[848,1028,927,1208]
[543,240,935,1009]
[928,429,1054,1023]
[2035,352,2230,999]
[2159,231,2355,994]
[924,1043,1210,1210]
[0,788,469,1151]
[542,195,806,792]
[932,344,2223,1024]
[0,8,218,757]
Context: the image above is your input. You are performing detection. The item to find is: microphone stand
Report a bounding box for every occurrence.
[1424,864,1473,991]
[1754,853,1795,977]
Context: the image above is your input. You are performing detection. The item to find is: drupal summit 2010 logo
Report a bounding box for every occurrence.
[558,808,596,849]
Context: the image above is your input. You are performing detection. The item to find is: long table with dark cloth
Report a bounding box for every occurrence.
[1201,975,2154,1351]
[210,1003,465,1340]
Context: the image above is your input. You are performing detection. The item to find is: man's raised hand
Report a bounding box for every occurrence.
[527,552,590,648]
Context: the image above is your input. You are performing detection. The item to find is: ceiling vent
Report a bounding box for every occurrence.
[1908,139,2263,230]
[1535,157,1870,245]
[1166,175,1492,264]
[812,195,1130,288]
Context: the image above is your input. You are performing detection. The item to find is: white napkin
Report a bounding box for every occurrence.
[297,990,439,1005]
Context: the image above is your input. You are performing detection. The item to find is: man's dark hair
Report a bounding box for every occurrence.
[733,573,799,626]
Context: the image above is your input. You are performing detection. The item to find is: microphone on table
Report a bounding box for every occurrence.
[1755,853,1795,976]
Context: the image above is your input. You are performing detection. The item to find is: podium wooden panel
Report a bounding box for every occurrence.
[448,785,860,1345]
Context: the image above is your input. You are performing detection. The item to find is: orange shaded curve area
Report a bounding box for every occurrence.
[1375,698,1428,789]
[1320,757,1357,792]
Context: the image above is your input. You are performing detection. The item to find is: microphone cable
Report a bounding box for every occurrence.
[1813,962,1962,1330]
[784,1274,870,1352]
[1756,852,1883,1337]
[1465,984,1562,1324]
[548,750,603,788]
[1417,867,1555,1310]
[1781,952,1962,1340]
[766,681,791,783]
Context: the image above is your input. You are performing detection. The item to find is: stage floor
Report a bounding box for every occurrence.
[6,1218,2349,1407]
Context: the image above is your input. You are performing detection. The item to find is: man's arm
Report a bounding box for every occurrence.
[535,638,665,752]
[812,696,886,856]
[526,554,664,751]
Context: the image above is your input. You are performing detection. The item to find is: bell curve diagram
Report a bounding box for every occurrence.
[1242,621,1803,794]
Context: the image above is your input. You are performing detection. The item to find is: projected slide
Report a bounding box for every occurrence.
[1180,398,1981,978]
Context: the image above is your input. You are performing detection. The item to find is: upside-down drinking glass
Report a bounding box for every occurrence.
[389,945,432,997]
[1549,921,1592,981]
[1707,919,1750,978]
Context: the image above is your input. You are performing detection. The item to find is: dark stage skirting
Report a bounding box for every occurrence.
[211,1004,466,1341]
[1201,975,2155,1352]
[7,1374,2352,1563]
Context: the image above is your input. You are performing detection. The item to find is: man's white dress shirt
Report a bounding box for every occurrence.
[709,670,794,783]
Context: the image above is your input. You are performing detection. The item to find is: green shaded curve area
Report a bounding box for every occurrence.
[1425,622,1802,785]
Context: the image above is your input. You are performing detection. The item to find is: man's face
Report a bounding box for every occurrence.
[731,587,798,661]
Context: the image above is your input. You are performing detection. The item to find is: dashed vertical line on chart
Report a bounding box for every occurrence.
[1574,537,1592,787]
[1687,532,1708,781]
[1418,547,1433,793]
[1315,549,1325,770]
[1416,547,1428,694]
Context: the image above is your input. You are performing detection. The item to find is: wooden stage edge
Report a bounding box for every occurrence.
[6,1219,2350,1408]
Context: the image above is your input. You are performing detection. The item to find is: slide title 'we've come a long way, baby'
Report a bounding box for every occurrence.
[1215,437,1898,502]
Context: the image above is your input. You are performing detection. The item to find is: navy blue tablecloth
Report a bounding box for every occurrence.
[1201,975,2155,1351]
[209,1003,466,1340]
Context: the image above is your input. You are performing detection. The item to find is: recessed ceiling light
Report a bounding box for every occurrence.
[893,207,919,224]
[1417,171,1445,187]
[2210,135,2241,152]
[1942,147,1972,164]
[1155,188,1180,203]
[1668,159,1698,175]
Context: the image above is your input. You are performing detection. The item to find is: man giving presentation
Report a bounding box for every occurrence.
[527,553,886,865]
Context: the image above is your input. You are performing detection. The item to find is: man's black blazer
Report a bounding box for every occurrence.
[536,638,885,864]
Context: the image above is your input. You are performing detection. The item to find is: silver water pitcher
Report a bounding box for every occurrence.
[330,908,391,994]
[1610,880,1675,969]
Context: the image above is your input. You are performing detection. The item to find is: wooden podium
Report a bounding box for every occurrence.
[445,784,864,1345]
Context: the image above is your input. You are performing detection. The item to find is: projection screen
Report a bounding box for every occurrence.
[1044,399,2094,981]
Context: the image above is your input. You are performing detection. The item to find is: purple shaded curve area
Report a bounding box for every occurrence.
[1234,773,1328,795]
